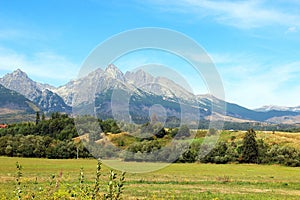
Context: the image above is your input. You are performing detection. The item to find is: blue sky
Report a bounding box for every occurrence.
[0,0,300,108]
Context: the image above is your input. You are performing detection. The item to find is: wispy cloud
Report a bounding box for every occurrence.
[0,47,78,86]
[286,26,297,33]
[0,29,44,41]
[144,0,300,29]
[216,55,300,108]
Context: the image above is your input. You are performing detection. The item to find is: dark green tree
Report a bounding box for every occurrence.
[140,122,154,139]
[153,123,166,138]
[208,128,217,136]
[36,111,40,125]
[176,125,191,138]
[100,118,121,134]
[41,113,46,121]
[241,129,258,163]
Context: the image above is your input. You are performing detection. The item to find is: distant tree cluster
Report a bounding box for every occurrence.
[122,128,300,167]
[0,112,93,158]
[197,120,299,131]
[0,134,90,158]
[0,112,78,140]
[194,129,299,167]
[0,113,122,159]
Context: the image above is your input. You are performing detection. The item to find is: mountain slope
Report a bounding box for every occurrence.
[195,95,300,122]
[224,101,299,122]
[0,69,71,113]
[0,84,37,123]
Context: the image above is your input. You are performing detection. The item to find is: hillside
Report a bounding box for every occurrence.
[219,130,300,150]
[105,128,300,151]
[0,84,37,123]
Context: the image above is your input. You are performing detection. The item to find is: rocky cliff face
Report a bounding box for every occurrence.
[124,69,195,102]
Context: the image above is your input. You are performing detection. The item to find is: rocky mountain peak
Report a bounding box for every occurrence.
[105,64,125,82]
[0,69,37,99]
[125,69,155,86]
[14,68,27,75]
[4,68,29,80]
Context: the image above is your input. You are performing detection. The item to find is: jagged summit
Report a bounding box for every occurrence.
[105,64,119,71]
[125,68,195,100]
[12,68,28,77]
[3,68,30,82]
[105,64,125,82]
[125,69,155,84]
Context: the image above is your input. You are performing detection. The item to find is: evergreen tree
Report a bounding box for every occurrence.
[241,129,258,163]
[42,113,46,121]
[36,111,40,125]
[177,125,191,138]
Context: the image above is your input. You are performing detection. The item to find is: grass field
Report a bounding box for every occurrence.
[0,157,299,199]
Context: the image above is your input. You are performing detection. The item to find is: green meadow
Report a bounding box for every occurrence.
[0,157,299,199]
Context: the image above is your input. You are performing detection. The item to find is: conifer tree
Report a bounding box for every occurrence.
[242,129,258,163]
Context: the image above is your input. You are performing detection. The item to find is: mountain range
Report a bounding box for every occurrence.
[255,105,300,113]
[1,65,300,124]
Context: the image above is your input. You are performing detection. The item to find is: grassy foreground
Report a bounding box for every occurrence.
[0,157,299,199]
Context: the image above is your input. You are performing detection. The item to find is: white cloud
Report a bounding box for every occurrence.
[0,28,46,42]
[145,0,300,29]
[286,26,297,33]
[0,47,78,86]
[217,59,300,108]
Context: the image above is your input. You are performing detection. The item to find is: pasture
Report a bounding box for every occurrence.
[0,157,299,199]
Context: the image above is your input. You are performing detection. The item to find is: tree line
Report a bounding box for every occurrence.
[0,113,299,167]
[121,128,300,167]
[0,113,121,159]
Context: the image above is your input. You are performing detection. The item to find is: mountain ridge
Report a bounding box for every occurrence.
[1,66,300,124]
[255,105,300,112]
